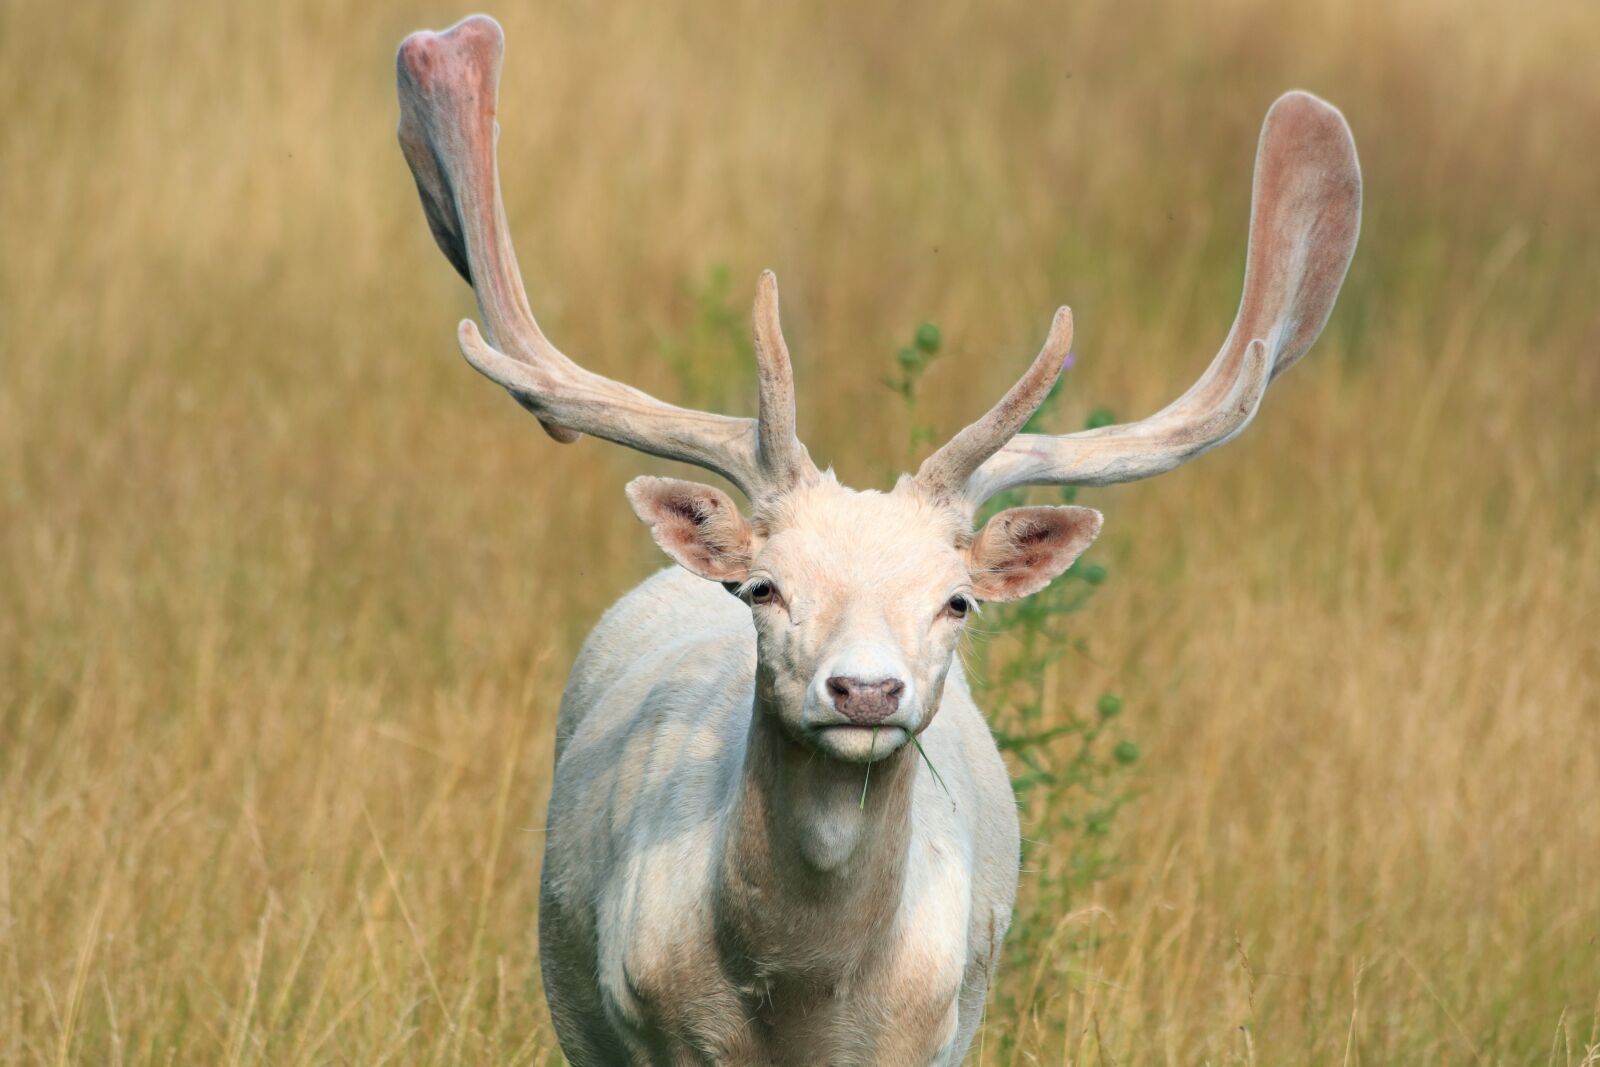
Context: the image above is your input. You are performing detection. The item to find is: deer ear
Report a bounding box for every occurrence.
[967,505,1102,602]
[625,477,755,583]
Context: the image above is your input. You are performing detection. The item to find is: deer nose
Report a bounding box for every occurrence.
[825,676,905,725]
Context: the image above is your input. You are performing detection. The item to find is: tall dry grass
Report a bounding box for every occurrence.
[2,0,1597,1063]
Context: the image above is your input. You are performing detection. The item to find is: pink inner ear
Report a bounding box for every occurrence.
[626,478,753,583]
[969,506,1101,602]
[978,567,1039,600]
[1009,518,1058,547]
[663,497,713,528]
[661,528,719,574]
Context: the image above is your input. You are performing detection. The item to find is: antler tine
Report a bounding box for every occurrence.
[959,90,1362,510]
[397,17,816,498]
[396,16,577,443]
[914,308,1074,501]
[752,271,815,489]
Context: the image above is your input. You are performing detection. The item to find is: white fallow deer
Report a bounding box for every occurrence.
[396,15,1360,1066]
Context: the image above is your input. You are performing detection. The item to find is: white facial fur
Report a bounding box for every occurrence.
[627,473,1102,764]
[744,480,973,762]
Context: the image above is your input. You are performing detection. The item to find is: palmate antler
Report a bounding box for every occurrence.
[920,91,1362,511]
[398,17,1359,515]
[395,16,817,500]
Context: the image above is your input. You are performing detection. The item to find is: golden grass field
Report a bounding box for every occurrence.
[3,0,1598,1063]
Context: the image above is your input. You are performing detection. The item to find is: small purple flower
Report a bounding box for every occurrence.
[1062,349,1076,370]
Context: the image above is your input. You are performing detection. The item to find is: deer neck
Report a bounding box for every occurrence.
[715,692,918,979]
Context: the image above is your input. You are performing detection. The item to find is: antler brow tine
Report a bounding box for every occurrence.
[914,307,1073,500]
[396,16,816,498]
[751,270,814,489]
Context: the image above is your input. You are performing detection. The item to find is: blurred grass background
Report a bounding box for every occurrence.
[3,0,1598,1063]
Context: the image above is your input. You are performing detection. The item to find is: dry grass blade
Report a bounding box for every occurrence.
[2,0,1597,1063]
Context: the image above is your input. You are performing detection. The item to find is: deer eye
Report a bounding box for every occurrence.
[945,594,972,618]
[746,580,778,606]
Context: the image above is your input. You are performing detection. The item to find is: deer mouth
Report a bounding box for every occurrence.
[808,723,909,763]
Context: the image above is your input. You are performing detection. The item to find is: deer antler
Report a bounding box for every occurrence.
[946,90,1361,512]
[913,308,1074,499]
[396,16,816,499]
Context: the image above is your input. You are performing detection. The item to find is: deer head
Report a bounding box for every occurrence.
[397,16,1360,764]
